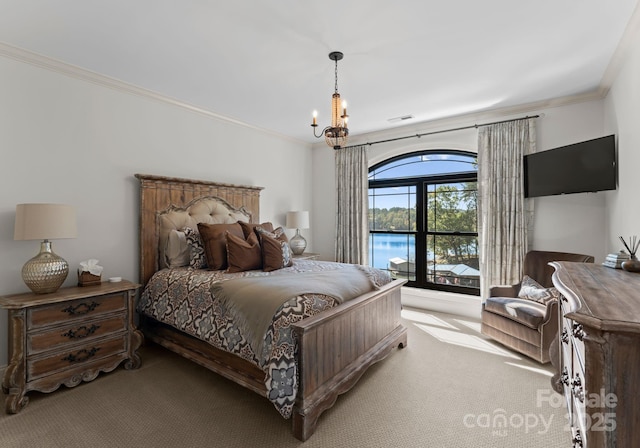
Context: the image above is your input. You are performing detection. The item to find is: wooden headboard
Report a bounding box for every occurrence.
[135,174,264,286]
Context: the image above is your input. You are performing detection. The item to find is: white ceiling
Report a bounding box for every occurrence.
[1,1,638,144]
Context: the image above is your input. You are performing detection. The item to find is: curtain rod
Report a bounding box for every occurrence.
[340,114,540,150]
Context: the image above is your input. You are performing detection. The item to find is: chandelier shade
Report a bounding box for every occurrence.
[311,51,350,149]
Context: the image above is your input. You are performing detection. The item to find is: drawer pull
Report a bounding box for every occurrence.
[61,301,100,316]
[572,374,585,402]
[561,328,569,344]
[62,347,100,364]
[561,367,570,387]
[572,430,583,448]
[572,322,585,341]
[62,324,100,340]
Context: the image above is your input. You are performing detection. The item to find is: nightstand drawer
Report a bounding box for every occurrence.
[27,293,126,329]
[27,334,127,381]
[28,314,127,355]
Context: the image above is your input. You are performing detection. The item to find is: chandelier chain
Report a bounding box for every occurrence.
[334,58,339,94]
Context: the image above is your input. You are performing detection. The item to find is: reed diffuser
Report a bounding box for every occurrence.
[619,235,640,272]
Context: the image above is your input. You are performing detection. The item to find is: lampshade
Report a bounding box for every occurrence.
[14,203,77,241]
[14,203,77,294]
[286,211,309,230]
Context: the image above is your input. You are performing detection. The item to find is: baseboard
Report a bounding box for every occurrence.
[401,286,482,319]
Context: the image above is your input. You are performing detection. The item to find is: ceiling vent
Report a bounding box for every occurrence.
[387,115,414,123]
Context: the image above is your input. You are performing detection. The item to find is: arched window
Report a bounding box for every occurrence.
[368,150,479,295]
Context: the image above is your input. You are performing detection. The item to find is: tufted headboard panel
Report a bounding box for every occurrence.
[157,197,252,270]
[135,174,263,286]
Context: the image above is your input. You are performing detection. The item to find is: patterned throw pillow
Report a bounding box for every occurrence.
[183,227,207,269]
[518,275,560,304]
[256,226,293,272]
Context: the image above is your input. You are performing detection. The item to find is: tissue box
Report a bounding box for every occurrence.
[78,269,102,286]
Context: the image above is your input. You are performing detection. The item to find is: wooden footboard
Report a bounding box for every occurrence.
[292,278,407,441]
[139,278,406,441]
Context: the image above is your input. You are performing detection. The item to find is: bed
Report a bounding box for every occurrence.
[135,174,407,441]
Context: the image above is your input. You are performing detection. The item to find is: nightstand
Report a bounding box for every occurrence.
[0,280,143,414]
[292,252,320,260]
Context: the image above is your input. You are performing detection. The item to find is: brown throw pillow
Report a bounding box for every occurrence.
[226,231,262,273]
[197,222,244,270]
[257,227,293,272]
[238,221,274,240]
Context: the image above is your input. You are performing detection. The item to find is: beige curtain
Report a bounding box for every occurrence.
[477,118,536,299]
[335,145,369,264]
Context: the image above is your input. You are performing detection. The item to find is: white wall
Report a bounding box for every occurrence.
[604,25,640,252]
[0,53,313,366]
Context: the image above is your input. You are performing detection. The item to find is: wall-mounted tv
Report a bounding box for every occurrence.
[524,135,617,198]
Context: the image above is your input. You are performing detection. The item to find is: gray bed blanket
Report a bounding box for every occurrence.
[210,265,377,361]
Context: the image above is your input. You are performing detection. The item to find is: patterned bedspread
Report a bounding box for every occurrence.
[137,259,391,419]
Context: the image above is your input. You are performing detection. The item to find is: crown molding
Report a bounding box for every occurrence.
[0,41,307,146]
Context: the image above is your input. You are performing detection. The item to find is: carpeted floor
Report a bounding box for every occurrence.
[0,308,571,447]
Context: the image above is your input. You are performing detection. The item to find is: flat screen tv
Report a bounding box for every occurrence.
[524,135,617,198]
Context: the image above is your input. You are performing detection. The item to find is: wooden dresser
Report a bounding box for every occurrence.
[550,262,640,448]
[1,280,143,413]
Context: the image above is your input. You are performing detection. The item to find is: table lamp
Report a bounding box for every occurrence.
[14,203,77,294]
[286,211,309,255]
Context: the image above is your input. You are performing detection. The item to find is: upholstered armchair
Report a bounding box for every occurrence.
[480,250,594,363]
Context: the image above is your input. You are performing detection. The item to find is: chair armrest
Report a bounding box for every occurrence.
[489,284,520,297]
[541,299,559,325]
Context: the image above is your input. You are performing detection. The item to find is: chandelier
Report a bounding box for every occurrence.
[311,51,349,149]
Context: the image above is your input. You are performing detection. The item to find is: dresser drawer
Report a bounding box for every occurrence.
[27,334,127,381]
[28,314,127,355]
[27,293,126,329]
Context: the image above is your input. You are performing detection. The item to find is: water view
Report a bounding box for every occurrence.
[369,233,416,271]
[369,233,480,288]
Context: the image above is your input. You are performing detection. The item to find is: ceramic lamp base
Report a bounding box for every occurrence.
[290,229,307,255]
[22,240,69,294]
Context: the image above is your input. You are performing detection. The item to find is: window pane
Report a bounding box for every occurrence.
[426,235,479,288]
[369,186,416,231]
[427,182,477,232]
[369,233,416,281]
[369,153,477,181]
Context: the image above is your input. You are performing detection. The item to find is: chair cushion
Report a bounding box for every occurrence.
[484,296,547,329]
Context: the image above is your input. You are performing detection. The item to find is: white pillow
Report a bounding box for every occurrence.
[165,229,190,268]
[518,275,560,305]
